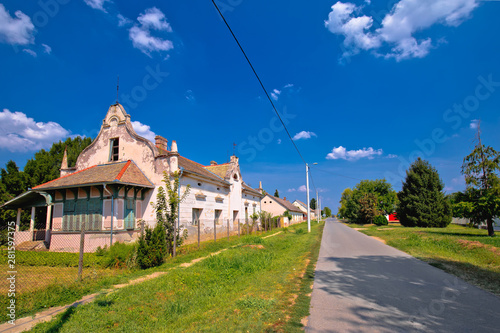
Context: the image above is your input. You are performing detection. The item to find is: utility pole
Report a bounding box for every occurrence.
[316,190,319,223]
[306,163,311,233]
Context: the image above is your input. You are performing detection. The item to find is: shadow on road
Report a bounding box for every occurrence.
[314,255,499,332]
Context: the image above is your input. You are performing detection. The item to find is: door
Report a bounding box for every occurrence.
[124,198,135,230]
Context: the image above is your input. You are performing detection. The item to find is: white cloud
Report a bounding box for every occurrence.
[270,83,296,101]
[42,43,52,54]
[277,139,282,144]
[117,14,132,27]
[271,89,281,101]
[298,185,308,192]
[470,119,480,130]
[326,146,383,161]
[0,4,35,45]
[325,0,479,61]
[185,90,195,103]
[23,49,37,57]
[137,7,172,32]
[293,131,317,140]
[0,109,70,152]
[387,154,398,159]
[287,188,296,192]
[129,7,174,56]
[84,0,111,12]
[131,121,156,142]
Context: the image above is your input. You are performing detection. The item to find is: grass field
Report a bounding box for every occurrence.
[345,223,500,296]
[30,222,324,332]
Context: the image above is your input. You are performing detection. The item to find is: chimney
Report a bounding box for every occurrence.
[60,147,68,177]
[259,181,262,189]
[210,161,217,166]
[284,197,287,201]
[155,136,168,151]
[171,140,178,153]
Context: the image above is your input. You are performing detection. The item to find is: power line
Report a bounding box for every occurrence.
[211,0,306,165]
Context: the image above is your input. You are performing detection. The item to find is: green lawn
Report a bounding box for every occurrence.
[29,222,323,332]
[346,223,500,296]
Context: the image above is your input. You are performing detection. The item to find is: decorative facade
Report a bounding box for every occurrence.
[3,103,263,252]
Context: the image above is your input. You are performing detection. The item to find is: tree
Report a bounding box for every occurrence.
[274,189,279,198]
[359,193,380,224]
[337,179,397,224]
[151,171,191,256]
[322,206,332,217]
[459,128,500,236]
[24,136,92,188]
[310,198,317,210]
[283,210,292,222]
[397,158,452,228]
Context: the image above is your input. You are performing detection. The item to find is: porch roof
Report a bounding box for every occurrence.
[0,191,52,210]
[32,160,154,190]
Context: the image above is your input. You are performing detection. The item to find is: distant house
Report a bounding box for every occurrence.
[2,103,263,252]
[292,199,316,220]
[260,194,303,224]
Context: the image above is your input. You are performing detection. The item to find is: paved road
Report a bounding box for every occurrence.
[307,218,500,333]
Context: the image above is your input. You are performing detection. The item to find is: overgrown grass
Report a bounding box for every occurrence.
[346,223,500,296]
[30,222,324,332]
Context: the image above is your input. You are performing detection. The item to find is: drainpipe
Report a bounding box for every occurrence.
[103,184,114,246]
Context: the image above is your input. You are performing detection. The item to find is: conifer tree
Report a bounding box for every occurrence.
[397,158,452,228]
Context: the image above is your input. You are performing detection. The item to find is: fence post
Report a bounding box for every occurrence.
[214,218,216,243]
[238,219,240,237]
[78,221,86,281]
[227,218,229,240]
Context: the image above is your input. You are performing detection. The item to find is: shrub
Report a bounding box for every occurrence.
[136,223,167,269]
[374,215,388,226]
[100,242,137,269]
[295,228,305,235]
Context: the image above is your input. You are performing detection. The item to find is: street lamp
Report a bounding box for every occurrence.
[306,162,317,233]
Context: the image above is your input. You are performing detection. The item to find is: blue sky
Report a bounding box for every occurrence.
[1,0,499,212]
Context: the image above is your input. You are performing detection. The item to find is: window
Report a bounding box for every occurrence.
[63,198,102,231]
[214,209,222,225]
[192,208,202,226]
[110,138,119,161]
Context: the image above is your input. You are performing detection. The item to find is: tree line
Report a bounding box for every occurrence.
[0,137,92,227]
[338,131,499,236]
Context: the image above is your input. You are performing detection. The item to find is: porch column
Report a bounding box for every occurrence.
[16,208,21,232]
[30,207,36,232]
[45,204,52,242]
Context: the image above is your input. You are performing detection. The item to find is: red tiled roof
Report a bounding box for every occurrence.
[178,156,229,186]
[33,160,153,190]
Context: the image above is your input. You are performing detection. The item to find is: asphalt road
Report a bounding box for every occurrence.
[307,218,500,333]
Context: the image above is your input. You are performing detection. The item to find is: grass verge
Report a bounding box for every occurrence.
[345,223,500,296]
[29,222,324,332]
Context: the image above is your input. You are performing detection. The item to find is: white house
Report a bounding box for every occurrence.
[2,103,263,252]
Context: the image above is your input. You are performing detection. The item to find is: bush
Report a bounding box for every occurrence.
[136,223,167,269]
[374,215,388,226]
[295,228,305,235]
[100,242,137,269]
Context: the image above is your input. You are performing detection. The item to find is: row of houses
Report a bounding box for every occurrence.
[2,103,316,252]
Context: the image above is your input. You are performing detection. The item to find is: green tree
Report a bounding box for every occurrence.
[459,132,500,236]
[152,171,191,256]
[274,189,279,198]
[0,161,30,226]
[310,198,317,210]
[337,179,397,224]
[136,222,167,269]
[359,193,380,224]
[397,158,452,228]
[23,136,92,188]
[283,210,292,222]
[322,206,332,217]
